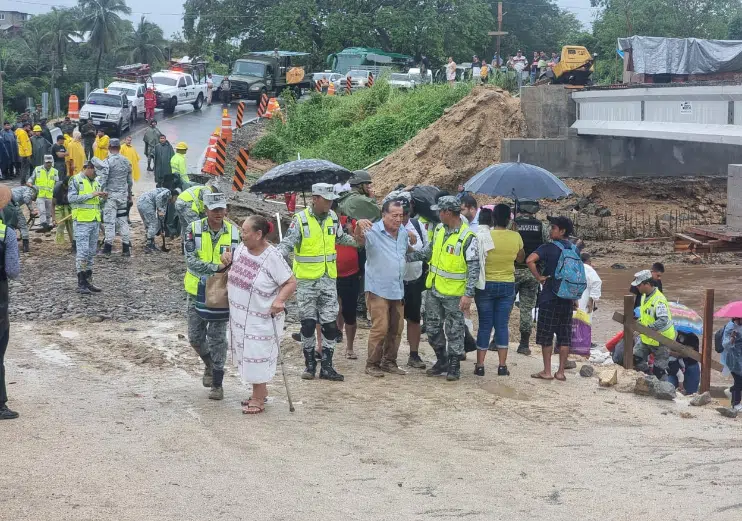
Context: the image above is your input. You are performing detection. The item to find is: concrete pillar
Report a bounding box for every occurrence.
[727,164,742,230]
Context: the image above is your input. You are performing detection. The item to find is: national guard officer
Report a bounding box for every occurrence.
[94,138,133,257]
[513,199,550,355]
[136,187,178,253]
[10,185,37,252]
[406,196,480,381]
[68,160,106,294]
[27,154,58,232]
[184,192,240,400]
[175,184,214,245]
[631,269,676,380]
[277,183,358,382]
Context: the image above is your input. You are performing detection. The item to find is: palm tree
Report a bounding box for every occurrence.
[21,22,47,74]
[42,7,81,72]
[78,0,132,85]
[119,16,166,65]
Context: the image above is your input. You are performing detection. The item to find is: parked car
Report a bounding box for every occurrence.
[106,81,146,122]
[389,72,417,90]
[311,71,342,90]
[338,70,372,93]
[78,88,132,137]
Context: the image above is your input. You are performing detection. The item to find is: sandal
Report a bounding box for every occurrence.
[345,350,358,359]
[531,372,554,380]
[242,400,265,415]
[241,396,267,406]
[554,373,567,382]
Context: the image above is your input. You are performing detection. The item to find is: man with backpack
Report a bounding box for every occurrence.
[525,216,586,381]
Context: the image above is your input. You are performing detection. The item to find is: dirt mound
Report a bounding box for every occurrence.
[371,86,525,195]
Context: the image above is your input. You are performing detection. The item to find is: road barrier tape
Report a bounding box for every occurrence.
[257,93,269,117]
[368,73,374,87]
[345,76,352,95]
[233,148,249,192]
[236,101,245,128]
[215,138,227,176]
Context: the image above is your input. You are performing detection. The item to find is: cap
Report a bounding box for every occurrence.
[382,190,411,212]
[175,141,188,151]
[43,154,53,163]
[431,195,461,212]
[83,159,95,168]
[203,192,227,210]
[312,183,339,200]
[349,170,372,186]
[33,125,42,132]
[631,269,653,287]
[517,199,540,215]
[109,138,121,148]
[547,215,574,236]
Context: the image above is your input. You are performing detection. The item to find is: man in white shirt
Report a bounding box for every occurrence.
[402,200,428,369]
[578,253,602,316]
[511,50,528,89]
[205,73,214,106]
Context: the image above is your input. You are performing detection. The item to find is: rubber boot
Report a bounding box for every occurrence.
[77,272,91,295]
[71,240,76,254]
[22,239,29,253]
[446,355,461,381]
[426,349,449,376]
[201,354,213,387]
[209,369,224,400]
[85,270,102,293]
[319,348,344,381]
[301,347,317,380]
[122,243,131,257]
[144,238,157,254]
[517,332,532,356]
[103,242,112,256]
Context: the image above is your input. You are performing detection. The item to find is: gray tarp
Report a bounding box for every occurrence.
[618,36,742,75]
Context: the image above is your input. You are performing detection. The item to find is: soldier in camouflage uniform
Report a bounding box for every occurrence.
[10,185,37,253]
[136,187,178,253]
[93,138,133,257]
[407,196,479,381]
[277,183,358,382]
[513,199,550,355]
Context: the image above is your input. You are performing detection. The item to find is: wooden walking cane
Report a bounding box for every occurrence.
[271,314,295,413]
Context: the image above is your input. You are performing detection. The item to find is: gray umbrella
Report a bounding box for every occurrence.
[249,159,352,194]
[464,160,572,200]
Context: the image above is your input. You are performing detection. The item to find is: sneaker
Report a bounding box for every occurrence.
[208,387,224,400]
[497,365,510,376]
[406,353,426,369]
[426,360,448,377]
[474,365,485,377]
[0,406,19,420]
[365,366,385,378]
[734,404,742,412]
[516,346,532,356]
[381,362,407,375]
[336,332,343,344]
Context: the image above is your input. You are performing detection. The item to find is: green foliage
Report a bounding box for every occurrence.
[251,80,472,170]
[118,16,166,66]
[729,12,742,39]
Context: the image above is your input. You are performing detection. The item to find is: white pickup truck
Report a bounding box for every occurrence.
[107,81,146,122]
[151,70,207,114]
[78,88,133,137]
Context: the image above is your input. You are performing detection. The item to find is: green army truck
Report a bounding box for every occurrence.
[227,51,312,101]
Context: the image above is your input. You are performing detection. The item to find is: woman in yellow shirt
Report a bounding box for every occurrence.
[474,204,525,376]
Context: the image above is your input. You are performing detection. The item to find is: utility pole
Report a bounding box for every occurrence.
[488,2,508,66]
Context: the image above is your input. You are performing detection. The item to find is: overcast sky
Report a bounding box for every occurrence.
[5,0,598,41]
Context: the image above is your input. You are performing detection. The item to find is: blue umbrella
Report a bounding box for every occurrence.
[464,160,572,200]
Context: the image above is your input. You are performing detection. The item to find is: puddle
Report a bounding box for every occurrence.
[59,330,80,339]
[480,381,531,401]
[32,344,74,367]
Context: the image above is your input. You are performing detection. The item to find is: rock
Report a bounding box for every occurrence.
[689,391,712,406]
[564,360,577,370]
[579,365,594,377]
[634,375,659,396]
[611,263,627,270]
[679,412,693,419]
[576,197,592,209]
[653,381,677,400]
[716,407,738,418]
[177,333,186,340]
[89,316,105,323]
[598,369,618,387]
[697,204,708,213]
[595,207,612,217]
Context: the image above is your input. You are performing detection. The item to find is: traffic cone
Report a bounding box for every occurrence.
[327,82,335,96]
[201,131,219,175]
[220,109,233,143]
[265,98,280,119]
[68,95,80,120]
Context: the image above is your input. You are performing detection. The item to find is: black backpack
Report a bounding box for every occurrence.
[714,327,725,353]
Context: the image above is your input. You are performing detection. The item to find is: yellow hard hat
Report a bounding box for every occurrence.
[33,125,42,132]
[175,141,188,151]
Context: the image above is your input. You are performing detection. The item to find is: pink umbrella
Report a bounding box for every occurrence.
[714,301,742,318]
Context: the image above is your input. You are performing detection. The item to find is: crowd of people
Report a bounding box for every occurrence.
[441,50,563,87]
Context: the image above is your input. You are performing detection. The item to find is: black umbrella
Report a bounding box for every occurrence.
[464,160,572,200]
[249,159,352,194]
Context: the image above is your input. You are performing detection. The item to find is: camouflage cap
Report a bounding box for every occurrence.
[109,138,121,148]
[431,195,461,212]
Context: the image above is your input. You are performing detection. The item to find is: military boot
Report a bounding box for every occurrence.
[22,239,29,253]
[144,238,158,254]
[446,355,461,381]
[77,272,91,295]
[122,243,131,257]
[201,354,213,387]
[319,348,344,381]
[301,347,317,380]
[103,242,112,256]
[209,369,224,400]
[85,270,102,293]
[426,349,449,376]
[71,240,76,254]
[517,332,532,356]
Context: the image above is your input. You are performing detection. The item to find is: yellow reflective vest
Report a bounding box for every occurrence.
[292,208,338,280]
[32,166,58,199]
[418,215,435,244]
[639,289,676,347]
[183,218,240,296]
[178,185,211,214]
[426,222,474,297]
[71,173,102,222]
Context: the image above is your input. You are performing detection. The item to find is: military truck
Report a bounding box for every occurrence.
[227,51,312,101]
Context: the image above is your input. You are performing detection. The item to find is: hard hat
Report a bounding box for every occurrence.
[175,142,188,151]
[33,125,42,132]
[349,170,372,186]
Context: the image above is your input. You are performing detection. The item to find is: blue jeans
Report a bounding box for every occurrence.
[475,282,515,350]
[668,363,700,394]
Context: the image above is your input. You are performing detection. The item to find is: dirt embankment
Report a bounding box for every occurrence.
[371,86,526,195]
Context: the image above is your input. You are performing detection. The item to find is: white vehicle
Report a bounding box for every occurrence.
[338,69,372,92]
[106,81,146,122]
[151,70,207,114]
[389,72,417,89]
[408,67,433,84]
[78,88,132,137]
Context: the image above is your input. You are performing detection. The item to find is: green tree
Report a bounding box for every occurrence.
[42,7,81,71]
[119,16,166,65]
[728,12,742,39]
[78,0,132,85]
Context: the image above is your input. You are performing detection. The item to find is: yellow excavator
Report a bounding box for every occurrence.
[537,45,595,86]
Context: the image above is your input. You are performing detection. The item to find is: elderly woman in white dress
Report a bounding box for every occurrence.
[222,215,296,414]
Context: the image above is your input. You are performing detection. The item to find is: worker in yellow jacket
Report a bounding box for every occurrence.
[15,122,32,184]
[94,129,109,160]
[170,142,190,187]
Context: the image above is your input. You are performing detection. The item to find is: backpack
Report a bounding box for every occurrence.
[553,241,587,300]
[715,327,725,353]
